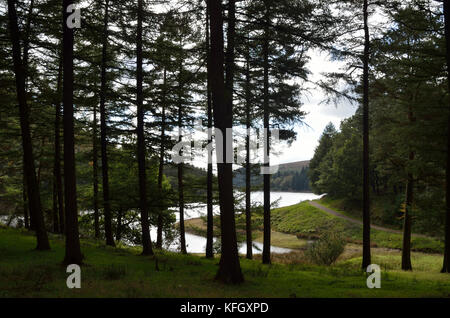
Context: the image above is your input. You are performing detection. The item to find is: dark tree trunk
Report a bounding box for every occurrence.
[136,0,153,256]
[7,0,49,250]
[22,0,34,88]
[52,181,58,233]
[245,36,252,260]
[209,0,243,284]
[23,172,29,229]
[442,0,450,274]
[362,0,372,270]
[178,161,187,254]
[402,102,416,271]
[100,0,115,247]
[92,95,100,239]
[36,137,46,187]
[21,0,34,232]
[262,4,271,265]
[402,153,414,271]
[62,0,82,264]
[178,62,187,254]
[93,97,100,238]
[205,2,214,259]
[156,68,167,249]
[53,55,64,234]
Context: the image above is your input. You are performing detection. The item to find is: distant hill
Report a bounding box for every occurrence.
[233,160,311,192]
[276,160,310,172]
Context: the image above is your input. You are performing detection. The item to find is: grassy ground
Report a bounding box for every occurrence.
[270,201,443,253]
[184,216,308,249]
[1,226,450,298]
[185,201,444,253]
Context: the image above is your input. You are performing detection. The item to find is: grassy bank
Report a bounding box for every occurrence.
[185,201,444,254]
[1,226,450,298]
[270,201,443,253]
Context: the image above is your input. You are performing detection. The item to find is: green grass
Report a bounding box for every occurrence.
[263,201,444,254]
[1,226,450,298]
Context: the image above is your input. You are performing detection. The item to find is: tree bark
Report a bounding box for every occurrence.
[402,152,414,271]
[23,171,29,229]
[100,0,115,247]
[136,0,153,256]
[442,0,450,273]
[178,59,187,254]
[205,2,214,259]
[245,36,252,260]
[262,2,271,265]
[156,68,167,249]
[362,0,372,270]
[53,54,64,234]
[62,0,82,264]
[21,0,34,232]
[93,93,100,238]
[178,161,187,254]
[7,0,50,250]
[52,179,58,233]
[209,0,243,284]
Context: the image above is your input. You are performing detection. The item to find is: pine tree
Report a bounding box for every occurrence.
[62,0,82,264]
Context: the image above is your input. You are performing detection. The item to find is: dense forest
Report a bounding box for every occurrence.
[308,4,448,237]
[234,160,311,192]
[1,0,450,294]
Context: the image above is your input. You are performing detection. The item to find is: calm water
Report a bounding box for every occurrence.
[156,191,323,254]
[1,191,323,255]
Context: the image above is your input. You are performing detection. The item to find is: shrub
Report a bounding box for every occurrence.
[304,230,346,266]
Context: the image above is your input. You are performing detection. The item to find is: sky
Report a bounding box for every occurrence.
[183,48,358,171]
[274,49,357,164]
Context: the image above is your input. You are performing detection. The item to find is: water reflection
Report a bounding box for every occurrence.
[160,191,323,254]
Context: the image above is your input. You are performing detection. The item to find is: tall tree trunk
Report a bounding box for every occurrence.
[52,181,58,233]
[178,161,187,254]
[209,0,243,284]
[7,0,50,250]
[100,0,115,247]
[245,37,252,260]
[23,171,29,229]
[156,68,167,249]
[205,2,214,259]
[178,60,187,254]
[36,137,46,187]
[62,0,82,264]
[93,95,100,238]
[262,3,271,265]
[22,0,34,232]
[53,54,64,234]
[22,0,34,88]
[402,154,414,271]
[362,0,371,270]
[443,0,450,273]
[136,0,153,256]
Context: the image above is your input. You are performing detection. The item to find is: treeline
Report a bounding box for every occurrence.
[234,165,310,192]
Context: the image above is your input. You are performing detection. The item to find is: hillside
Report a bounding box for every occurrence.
[233,160,311,192]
